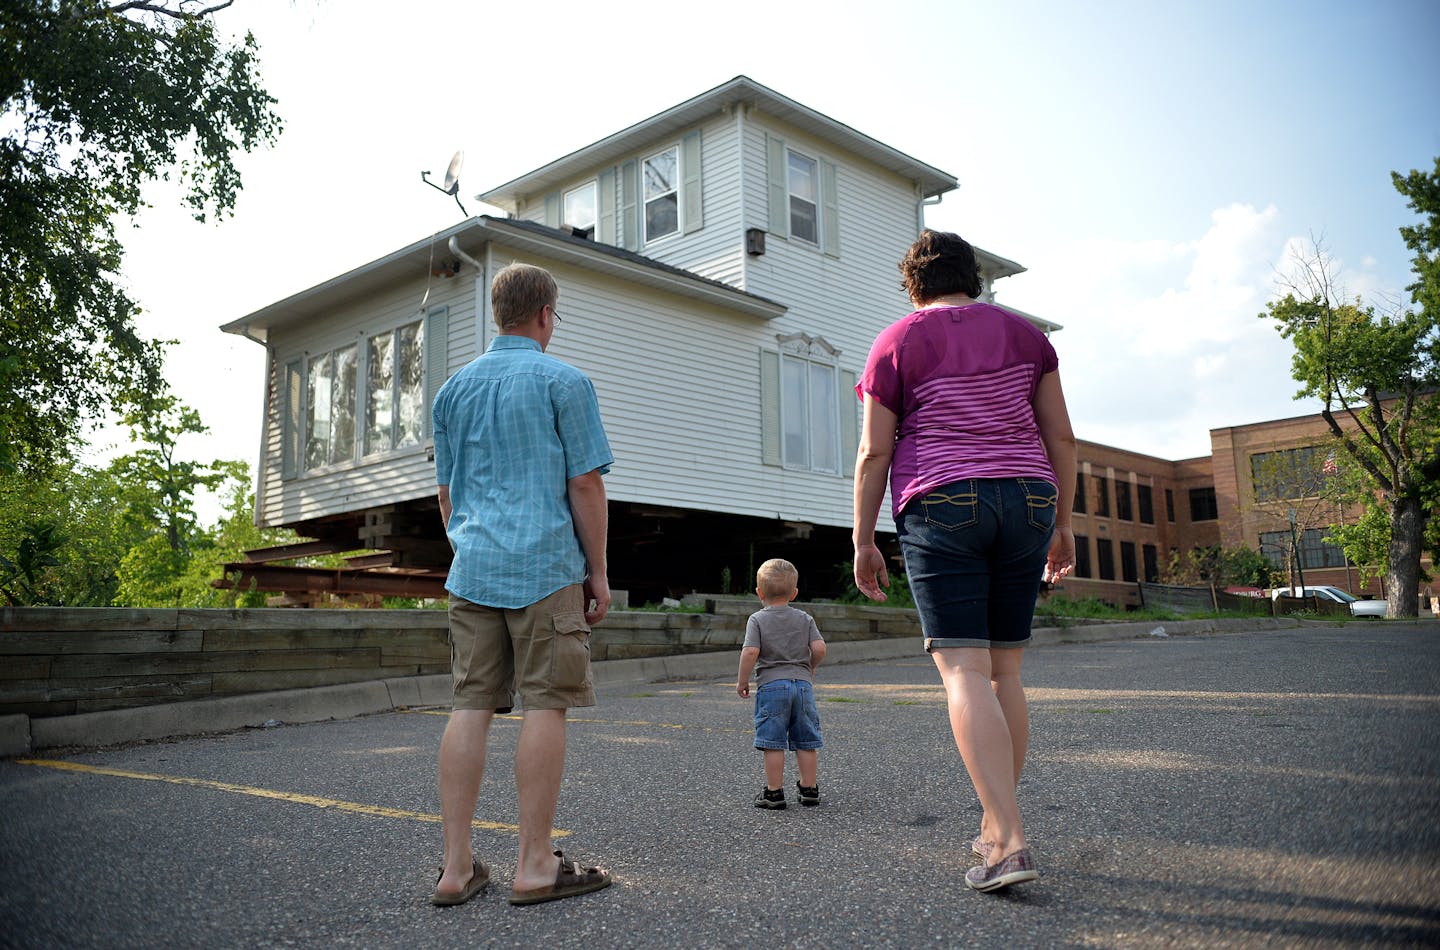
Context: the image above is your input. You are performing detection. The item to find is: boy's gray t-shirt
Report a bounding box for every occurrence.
[744,604,824,686]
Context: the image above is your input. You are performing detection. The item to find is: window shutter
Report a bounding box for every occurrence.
[544,193,561,228]
[620,159,639,251]
[682,130,703,234]
[281,359,301,480]
[838,368,859,472]
[424,305,449,437]
[821,159,840,258]
[597,167,616,244]
[766,133,788,238]
[760,349,781,466]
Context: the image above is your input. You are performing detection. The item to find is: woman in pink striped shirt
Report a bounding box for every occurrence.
[853,230,1077,893]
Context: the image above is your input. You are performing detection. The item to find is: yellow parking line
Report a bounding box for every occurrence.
[16,758,568,837]
[404,709,749,733]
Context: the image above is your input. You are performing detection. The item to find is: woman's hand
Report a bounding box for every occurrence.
[1045,525,1076,583]
[853,544,891,601]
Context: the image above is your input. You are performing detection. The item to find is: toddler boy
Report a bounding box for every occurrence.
[736,558,826,809]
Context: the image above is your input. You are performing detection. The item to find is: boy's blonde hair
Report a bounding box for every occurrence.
[756,558,799,599]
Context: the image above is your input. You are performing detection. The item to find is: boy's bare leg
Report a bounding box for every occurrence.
[762,748,786,789]
[512,708,567,892]
[437,709,493,894]
[795,749,818,787]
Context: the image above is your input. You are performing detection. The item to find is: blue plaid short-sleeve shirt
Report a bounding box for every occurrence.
[433,336,613,608]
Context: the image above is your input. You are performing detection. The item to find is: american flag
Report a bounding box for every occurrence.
[1321,450,1339,476]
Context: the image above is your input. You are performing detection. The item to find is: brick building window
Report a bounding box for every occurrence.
[1120,541,1138,582]
[1094,475,1110,517]
[1074,535,1091,578]
[1115,481,1133,521]
[1143,544,1159,582]
[1138,485,1155,524]
[1189,486,1218,521]
[1096,538,1115,580]
[1165,488,1175,522]
[1073,472,1086,514]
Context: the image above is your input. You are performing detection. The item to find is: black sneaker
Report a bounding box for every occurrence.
[796,781,820,807]
[754,787,786,809]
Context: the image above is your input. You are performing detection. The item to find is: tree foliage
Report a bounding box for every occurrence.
[1,1,280,471]
[1261,159,1440,616]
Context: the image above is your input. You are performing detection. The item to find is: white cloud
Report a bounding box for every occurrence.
[999,203,1323,459]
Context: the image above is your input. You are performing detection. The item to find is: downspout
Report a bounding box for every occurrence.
[917,189,944,234]
[448,235,487,352]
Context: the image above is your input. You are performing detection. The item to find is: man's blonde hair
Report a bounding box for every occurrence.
[756,558,799,599]
[491,263,558,330]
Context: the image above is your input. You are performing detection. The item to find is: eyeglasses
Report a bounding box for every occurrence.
[548,304,562,325]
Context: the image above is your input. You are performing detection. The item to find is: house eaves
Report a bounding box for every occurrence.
[976,246,1027,281]
[220,216,787,341]
[478,75,959,212]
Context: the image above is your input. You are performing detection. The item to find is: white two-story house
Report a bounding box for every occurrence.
[220,76,1057,602]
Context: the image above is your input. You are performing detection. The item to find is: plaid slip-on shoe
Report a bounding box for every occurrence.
[965,848,1039,892]
[970,835,993,860]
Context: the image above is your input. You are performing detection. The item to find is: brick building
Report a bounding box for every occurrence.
[1067,407,1433,607]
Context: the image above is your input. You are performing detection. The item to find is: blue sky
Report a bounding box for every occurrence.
[107,0,1440,512]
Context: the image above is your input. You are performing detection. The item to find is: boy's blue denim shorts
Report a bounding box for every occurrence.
[753,679,823,751]
[897,476,1056,651]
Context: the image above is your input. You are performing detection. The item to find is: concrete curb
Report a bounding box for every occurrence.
[7,616,1435,756]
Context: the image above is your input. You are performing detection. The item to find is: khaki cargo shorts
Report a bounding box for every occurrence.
[447,584,595,712]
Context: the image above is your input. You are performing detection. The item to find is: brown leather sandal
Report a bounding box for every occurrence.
[509,850,612,906]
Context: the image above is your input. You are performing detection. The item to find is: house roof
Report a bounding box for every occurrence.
[478,75,960,212]
[220,216,787,340]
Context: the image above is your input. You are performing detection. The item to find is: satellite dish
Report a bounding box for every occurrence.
[442,151,464,195]
[421,150,468,216]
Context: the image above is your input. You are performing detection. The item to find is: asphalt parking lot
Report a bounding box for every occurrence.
[3,622,1439,948]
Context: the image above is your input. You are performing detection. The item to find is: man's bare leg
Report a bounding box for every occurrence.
[436,708,493,896]
[512,708,567,892]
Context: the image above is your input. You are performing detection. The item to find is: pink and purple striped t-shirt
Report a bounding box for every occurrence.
[858,302,1059,518]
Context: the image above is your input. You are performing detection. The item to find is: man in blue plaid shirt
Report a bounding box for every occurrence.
[430,262,615,907]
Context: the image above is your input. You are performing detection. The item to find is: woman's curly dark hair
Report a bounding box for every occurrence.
[898,230,983,303]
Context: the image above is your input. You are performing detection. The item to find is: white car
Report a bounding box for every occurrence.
[1271,585,1387,618]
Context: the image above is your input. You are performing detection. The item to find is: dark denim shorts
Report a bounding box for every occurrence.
[897,477,1057,650]
[753,679,824,751]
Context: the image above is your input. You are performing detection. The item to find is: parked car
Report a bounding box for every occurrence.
[1271,585,1387,618]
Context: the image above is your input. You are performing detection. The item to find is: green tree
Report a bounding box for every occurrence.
[1262,162,1440,617]
[108,388,230,556]
[115,459,298,607]
[1,1,281,472]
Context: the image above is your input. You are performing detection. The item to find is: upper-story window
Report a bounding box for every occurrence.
[562,182,597,239]
[787,150,818,244]
[364,320,425,457]
[1189,486,1218,521]
[643,146,679,242]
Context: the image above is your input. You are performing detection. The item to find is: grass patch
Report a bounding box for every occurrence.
[892,700,924,706]
[823,696,866,703]
[624,692,657,698]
